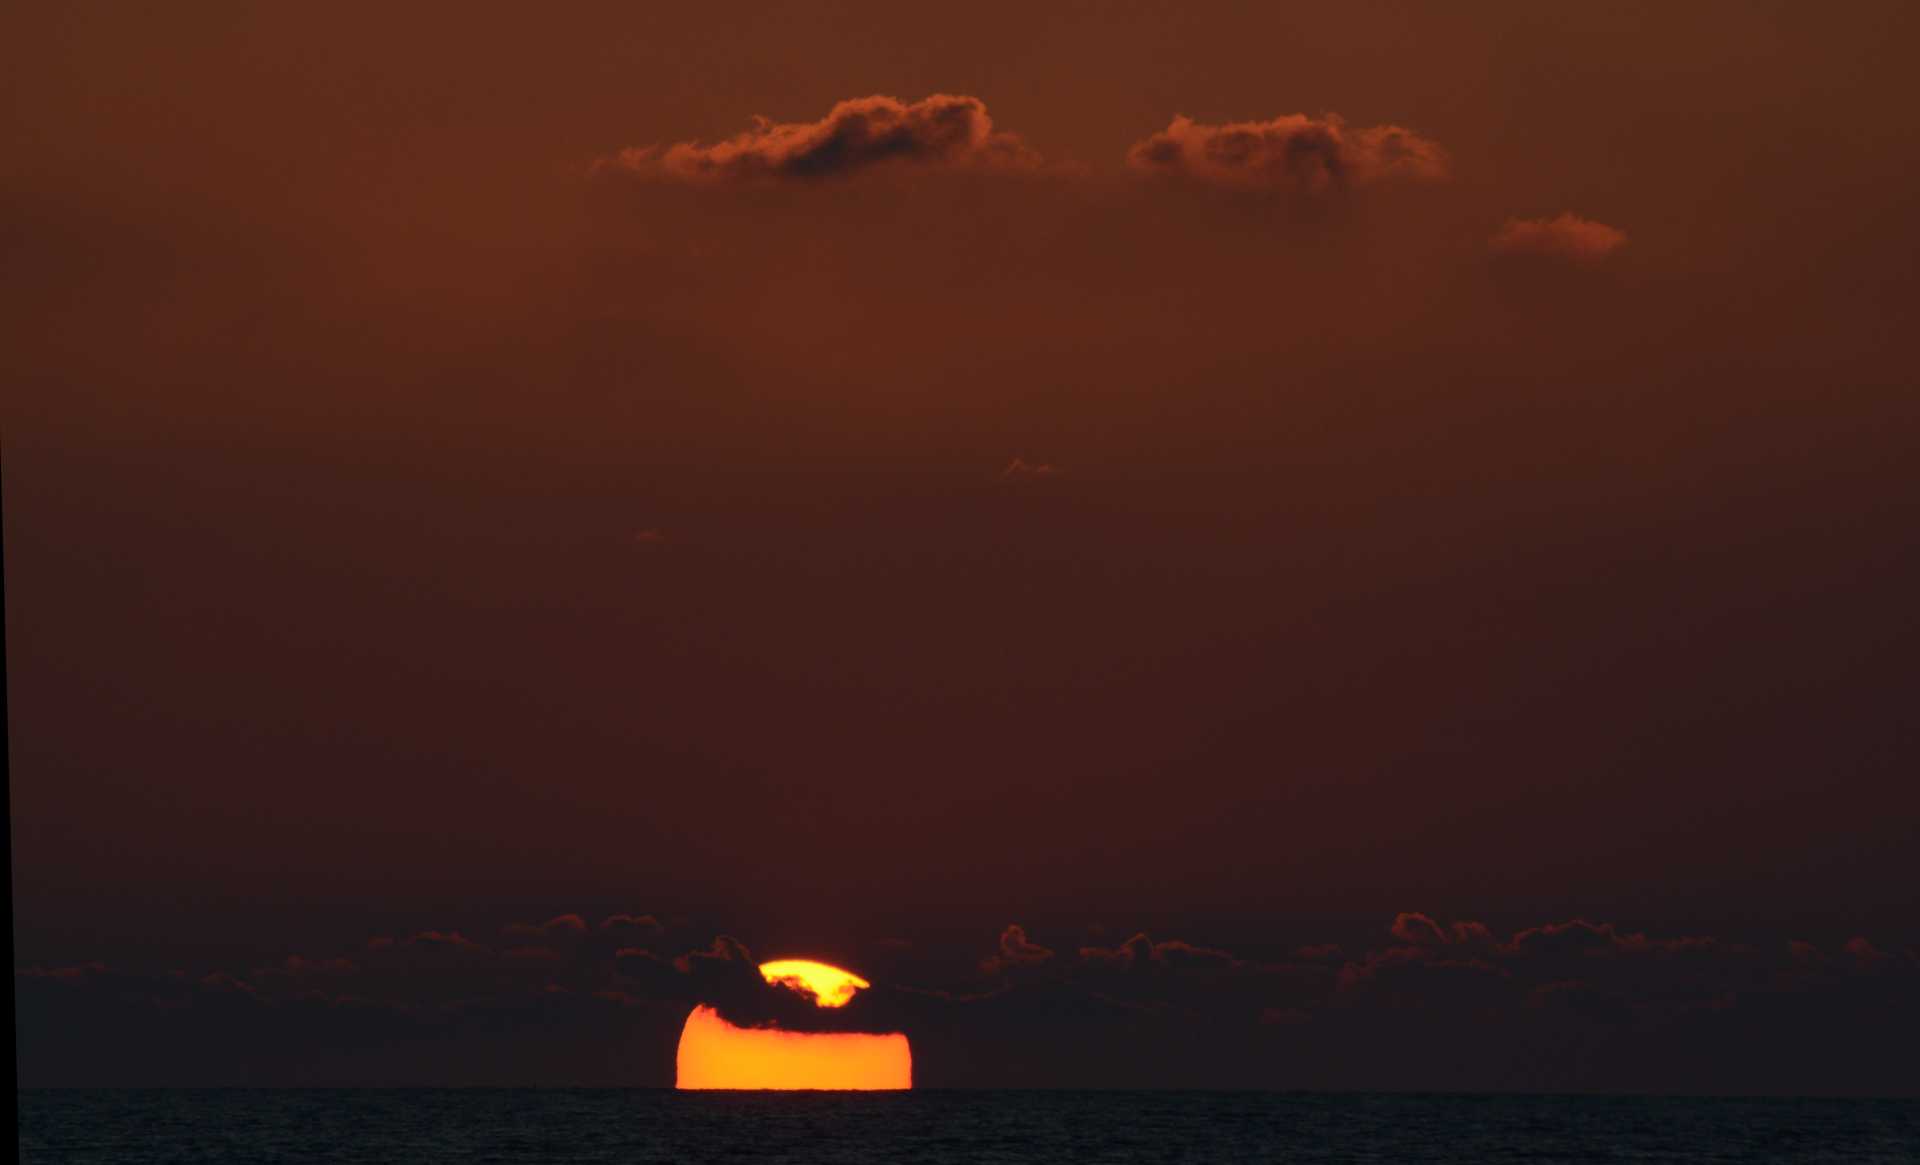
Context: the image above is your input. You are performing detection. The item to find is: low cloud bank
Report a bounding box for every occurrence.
[18,910,1915,1089]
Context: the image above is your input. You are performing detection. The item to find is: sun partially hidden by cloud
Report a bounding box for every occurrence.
[1489,212,1628,265]
[757,959,868,1008]
[675,959,911,1090]
[602,94,1043,183]
[1125,112,1449,192]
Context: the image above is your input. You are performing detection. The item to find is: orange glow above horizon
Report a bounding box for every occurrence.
[674,959,911,1090]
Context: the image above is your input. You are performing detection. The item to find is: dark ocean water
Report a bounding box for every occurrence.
[18,1090,1920,1163]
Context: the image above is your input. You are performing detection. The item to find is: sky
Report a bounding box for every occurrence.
[7,1,1919,1091]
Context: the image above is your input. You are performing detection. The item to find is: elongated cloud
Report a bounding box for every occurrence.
[981,923,1054,974]
[17,913,1920,1088]
[504,913,588,940]
[1126,112,1448,192]
[604,94,1043,183]
[1489,212,1627,265]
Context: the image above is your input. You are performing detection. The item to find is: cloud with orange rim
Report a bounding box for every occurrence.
[600,94,1045,183]
[1489,212,1627,265]
[676,959,911,1090]
[1125,112,1449,193]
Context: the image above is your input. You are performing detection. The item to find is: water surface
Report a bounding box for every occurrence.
[19,1089,1920,1163]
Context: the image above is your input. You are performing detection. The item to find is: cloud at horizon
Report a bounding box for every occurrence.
[16,911,1918,1090]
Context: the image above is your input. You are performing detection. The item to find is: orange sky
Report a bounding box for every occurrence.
[6,0,1919,1092]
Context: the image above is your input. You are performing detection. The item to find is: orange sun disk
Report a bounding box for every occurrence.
[674,959,912,1090]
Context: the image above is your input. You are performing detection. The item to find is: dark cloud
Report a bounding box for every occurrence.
[1390,913,1497,948]
[16,913,1920,1090]
[1069,934,1323,1033]
[668,935,768,1013]
[601,94,1044,183]
[1000,457,1061,481]
[981,923,1055,974]
[1079,931,1156,972]
[1125,112,1448,192]
[1335,944,1505,998]
[19,962,109,980]
[599,913,665,944]
[1388,911,1450,947]
[1843,936,1893,969]
[1523,978,1633,1024]
[1080,933,1240,974]
[1489,212,1627,265]
[658,935,905,1033]
[611,946,685,995]
[503,913,589,940]
[1503,917,1645,958]
[197,971,260,997]
[405,930,485,954]
[257,956,359,992]
[1451,922,1496,946]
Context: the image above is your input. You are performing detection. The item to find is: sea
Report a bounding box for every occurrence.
[18,1090,1920,1163]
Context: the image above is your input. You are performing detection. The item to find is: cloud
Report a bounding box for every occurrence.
[1069,933,1315,1027]
[1389,911,1451,947]
[1335,944,1505,997]
[197,971,259,997]
[503,913,588,940]
[1502,918,1645,958]
[1843,936,1893,969]
[1125,113,1448,193]
[276,956,357,978]
[1451,922,1496,946]
[670,934,765,1003]
[982,923,1055,974]
[1390,913,1496,948]
[1079,931,1155,972]
[18,912,1920,1089]
[602,95,1044,184]
[1080,933,1240,974]
[599,913,664,942]
[405,929,484,952]
[660,935,892,1032]
[1489,212,1627,265]
[19,961,109,980]
[1523,978,1633,1024]
[1260,1006,1312,1025]
[1000,457,1060,481]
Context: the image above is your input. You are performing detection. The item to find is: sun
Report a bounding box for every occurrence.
[755,959,869,1008]
[674,959,912,1090]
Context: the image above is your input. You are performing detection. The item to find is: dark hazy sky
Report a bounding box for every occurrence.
[7,1,1918,1090]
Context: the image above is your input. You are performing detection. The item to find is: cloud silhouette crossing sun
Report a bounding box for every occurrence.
[675,959,911,1090]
